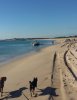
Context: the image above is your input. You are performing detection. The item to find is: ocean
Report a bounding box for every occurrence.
[0,39,54,64]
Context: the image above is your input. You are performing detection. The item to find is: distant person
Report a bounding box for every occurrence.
[0,77,7,97]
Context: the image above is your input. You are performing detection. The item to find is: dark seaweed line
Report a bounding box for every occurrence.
[51,52,57,81]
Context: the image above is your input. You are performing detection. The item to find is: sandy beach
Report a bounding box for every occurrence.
[0,44,57,100]
[0,38,77,100]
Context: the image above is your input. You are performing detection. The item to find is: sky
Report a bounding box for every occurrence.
[0,0,77,39]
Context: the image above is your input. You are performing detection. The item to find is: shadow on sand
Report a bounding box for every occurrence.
[38,87,58,100]
[1,87,28,100]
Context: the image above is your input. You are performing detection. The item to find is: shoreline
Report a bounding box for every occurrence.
[0,39,53,66]
[0,45,52,67]
[0,45,55,75]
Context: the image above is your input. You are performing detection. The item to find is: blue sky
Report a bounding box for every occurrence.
[0,0,77,39]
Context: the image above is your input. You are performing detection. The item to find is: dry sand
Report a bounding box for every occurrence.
[0,38,77,100]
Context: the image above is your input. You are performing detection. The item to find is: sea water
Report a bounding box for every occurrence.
[0,39,54,64]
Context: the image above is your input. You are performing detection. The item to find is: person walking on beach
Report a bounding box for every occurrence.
[0,77,7,97]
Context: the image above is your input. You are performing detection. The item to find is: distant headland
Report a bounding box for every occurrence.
[0,35,77,41]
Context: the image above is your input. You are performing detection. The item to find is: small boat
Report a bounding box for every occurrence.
[32,41,40,46]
